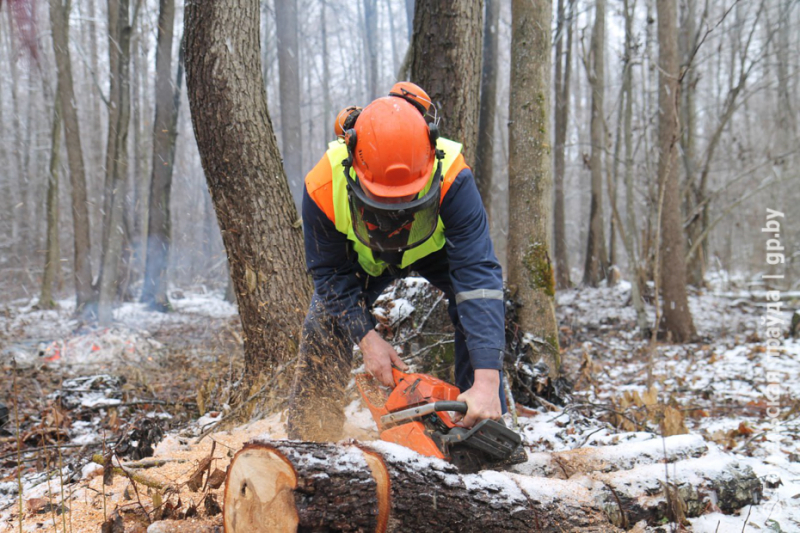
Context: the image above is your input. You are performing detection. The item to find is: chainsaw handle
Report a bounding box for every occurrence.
[380,401,468,427]
[432,401,468,414]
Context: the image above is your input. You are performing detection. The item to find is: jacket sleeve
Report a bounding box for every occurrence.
[440,168,505,371]
[302,186,375,345]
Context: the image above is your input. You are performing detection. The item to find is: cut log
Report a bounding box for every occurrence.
[224,439,619,533]
[512,434,708,478]
[589,451,763,527]
[224,442,381,532]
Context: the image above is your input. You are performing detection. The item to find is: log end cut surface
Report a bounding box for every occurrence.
[224,444,298,533]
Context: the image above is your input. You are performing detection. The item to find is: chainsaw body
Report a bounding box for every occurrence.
[356,368,526,472]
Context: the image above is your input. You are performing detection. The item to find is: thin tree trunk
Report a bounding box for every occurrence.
[583,0,608,287]
[363,0,378,101]
[20,73,35,257]
[0,24,7,254]
[385,0,399,76]
[274,0,303,207]
[8,14,22,260]
[409,0,483,169]
[681,0,704,288]
[622,0,649,336]
[97,0,134,324]
[475,0,499,219]
[553,0,573,289]
[657,0,696,342]
[404,0,414,39]
[132,23,147,286]
[507,0,560,375]
[40,85,63,310]
[49,0,94,313]
[184,0,312,380]
[141,0,178,311]
[321,0,331,127]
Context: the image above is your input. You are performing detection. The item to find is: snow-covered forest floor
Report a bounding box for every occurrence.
[0,275,798,532]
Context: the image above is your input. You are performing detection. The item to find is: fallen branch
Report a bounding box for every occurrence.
[90,454,169,491]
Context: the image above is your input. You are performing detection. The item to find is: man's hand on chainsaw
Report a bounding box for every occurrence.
[454,369,502,428]
[359,330,408,387]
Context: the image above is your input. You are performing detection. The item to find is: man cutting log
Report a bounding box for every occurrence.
[287,83,506,441]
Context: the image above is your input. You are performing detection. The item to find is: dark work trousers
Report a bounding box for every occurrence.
[286,248,505,442]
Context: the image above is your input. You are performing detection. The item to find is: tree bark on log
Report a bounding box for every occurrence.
[224,439,617,532]
[224,435,762,532]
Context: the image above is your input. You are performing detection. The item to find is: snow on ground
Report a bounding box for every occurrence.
[1,276,799,531]
[556,273,800,532]
[0,288,236,369]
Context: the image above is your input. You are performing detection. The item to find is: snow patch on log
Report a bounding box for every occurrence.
[513,433,708,477]
[507,472,596,505]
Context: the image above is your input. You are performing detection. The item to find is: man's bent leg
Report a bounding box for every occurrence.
[287,294,353,441]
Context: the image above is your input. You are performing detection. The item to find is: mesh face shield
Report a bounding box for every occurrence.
[346,161,443,254]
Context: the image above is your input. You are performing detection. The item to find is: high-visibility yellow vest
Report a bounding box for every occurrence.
[326,137,463,276]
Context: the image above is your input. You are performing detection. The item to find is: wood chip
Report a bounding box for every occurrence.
[206,468,226,490]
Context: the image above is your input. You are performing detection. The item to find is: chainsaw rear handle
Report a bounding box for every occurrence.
[380,401,468,427]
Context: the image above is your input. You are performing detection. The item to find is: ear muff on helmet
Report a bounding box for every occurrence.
[335,106,362,138]
[344,128,357,152]
[428,122,439,146]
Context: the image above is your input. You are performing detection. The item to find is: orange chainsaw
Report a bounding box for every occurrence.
[356,368,527,472]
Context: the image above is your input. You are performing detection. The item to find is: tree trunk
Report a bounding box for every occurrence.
[474,0,499,219]
[141,0,178,311]
[274,0,303,207]
[404,0,414,39]
[657,0,696,342]
[409,0,483,169]
[321,0,332,127]
[680,0,704,288]
[507,0,559,376]
[622,0,650,337]
[0,30,7,254]
[7,22,22,260]
[40,83,62,310]
[224,440,617,532]
[582,0,608,287]
[385,0,400,76]
[553,0,573,289]
[184,0,312,379]
[20,74,35,257]
[49,0,94,313]
[97,0,134,324]
[363,0,379,101]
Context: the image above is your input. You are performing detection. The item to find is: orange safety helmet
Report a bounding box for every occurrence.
[334,105,361,138]
[388,81,433,115]
[348,96,436,199]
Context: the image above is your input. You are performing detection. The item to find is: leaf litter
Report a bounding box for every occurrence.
[0,277,797,532]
